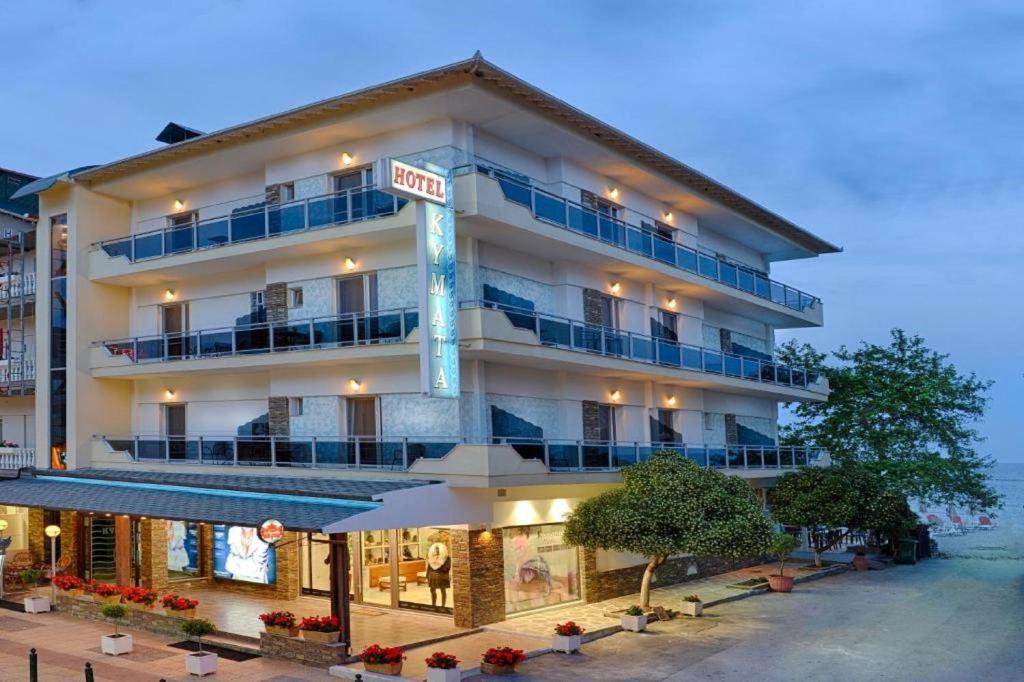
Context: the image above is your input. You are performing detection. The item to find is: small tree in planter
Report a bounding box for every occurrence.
[552,621,585,653]
[100,604,133,655]
[768,532,801,593]
[182,618,217,676]
[359,644,405,676]
[621,605,647,632]
[564,451,773,608]
[21,569,49,613]
[53,575,85,597]
[259,610,298,637]
[299,615,341,644]
[681,594,703,617]
[480,647,526,675]
[424,651,461,682]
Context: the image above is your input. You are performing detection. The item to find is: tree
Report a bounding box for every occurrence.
[563,451,772,608]
[777,330,998,510]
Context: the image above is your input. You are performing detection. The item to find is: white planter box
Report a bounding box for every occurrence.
[552,633,581,653]
[681,601,703,617]
[23,596,50,613]
[427,667,462,682]
[101,634,133,656]
[621,613,647,632]
[186,652,218,676]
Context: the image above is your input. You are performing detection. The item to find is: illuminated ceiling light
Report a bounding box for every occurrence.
[610,281,621,294]
[341,152,354,166]
[164,289,176,301]
[344,257,357,271]
[667,395,677,407]
[610,389,621,402]
[667,297,677,309]
[663,210,674,222]
[349,378,361,391]
[164,389,176,400]
[173,199,185,211]
[608,187,619,200]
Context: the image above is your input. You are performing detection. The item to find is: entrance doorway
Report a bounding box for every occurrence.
[350,527,454,615]
[83,516,116,582]
[163,403,187,460]
[300,533,332,597]
[161,302,189,360]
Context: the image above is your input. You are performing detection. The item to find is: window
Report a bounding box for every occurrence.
[704,412,716,431]
[279,183,295,203]
[597,295,618,329]
[288,397,304,417]
[337,273,378,314]
[653,409,681,443]
[289,287,304,308]
[502,524,580,614]
[167,211,198,228]
[597,404,616,442]
[651,309,678,341]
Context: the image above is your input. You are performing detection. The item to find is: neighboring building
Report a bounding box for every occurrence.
[4,55,838,649]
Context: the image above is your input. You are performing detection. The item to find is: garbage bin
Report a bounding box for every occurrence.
[896,538,918,564]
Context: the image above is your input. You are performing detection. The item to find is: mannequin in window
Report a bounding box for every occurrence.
[426,542,451,608]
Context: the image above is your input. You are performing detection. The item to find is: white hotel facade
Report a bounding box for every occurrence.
[6,55,838,640]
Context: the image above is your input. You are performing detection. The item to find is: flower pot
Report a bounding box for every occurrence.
[427,667,461,682]
[185,651,217,676]
[363,661,404,675]
[480,662,516,675]
[768,574,794,593]
[681,601,703,617]
[23,596,51,613]
[62,589,84,599]
[101,633,133,656]
[552,634,581,653]
[300,629,340,644]
[265,624,299,637]
[852,554,870,571]
[165,608,196,619]
[127,601,154,610]
[621,613,647,632]
[95,594,122,606]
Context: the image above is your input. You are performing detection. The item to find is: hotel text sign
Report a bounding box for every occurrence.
[377,158,459,398]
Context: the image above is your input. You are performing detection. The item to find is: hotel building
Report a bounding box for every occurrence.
[4,55,838,651]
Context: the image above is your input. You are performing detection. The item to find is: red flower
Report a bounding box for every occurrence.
[359,644,405,664]
[160,593,199,610]
[299,615,341,633]
[93,583,122,597]
[482,647,526,666]
[259,611,296,628]
[53,575,84,591]
[554,621,585,636]
[425,651,460,669]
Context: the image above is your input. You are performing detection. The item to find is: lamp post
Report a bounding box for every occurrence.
[44,525,60,602]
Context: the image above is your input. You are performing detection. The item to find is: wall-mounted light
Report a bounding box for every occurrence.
[164,389,176,400]
[164,289,176,301]
[609,281,621,294]
[663,210,674,222]
[608,187,619,200]
[173,199,185,211]
[610,389,621,402]
[348,378,361,391]
[341,152,354,166]
[667,297,677,309]
[666,395,677,407]
[344,257,357,271]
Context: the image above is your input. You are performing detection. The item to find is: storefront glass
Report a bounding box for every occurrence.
[355,527,455,614]
[502,523,580,614]
[166,520,201,581]
[300,532,332,596]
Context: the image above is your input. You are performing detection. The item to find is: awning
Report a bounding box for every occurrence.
[9,165,98,200]
[0,469,439,533]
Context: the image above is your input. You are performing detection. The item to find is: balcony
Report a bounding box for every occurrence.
[99,434,820,474]
[0,273,35,301]
[462,301,826,393]
[0,362,35,395]
[0,447,34,469]
[93,308,418,372]
[95,186,407,263]
[456,162,820,316]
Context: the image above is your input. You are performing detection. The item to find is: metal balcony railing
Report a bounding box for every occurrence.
[0,362,34,383]
[464,301,823,390]
[94,185,408,263]
[96,308,419,364]
[456,162,820,313]
[0,272,35,300]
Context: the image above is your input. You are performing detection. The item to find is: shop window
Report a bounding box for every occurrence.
[502,524,580,614]
[166,520,201,581]
[212,524,277,584]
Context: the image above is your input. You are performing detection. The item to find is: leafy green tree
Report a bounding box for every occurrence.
[778,330,998,510]
[563,451,772,607]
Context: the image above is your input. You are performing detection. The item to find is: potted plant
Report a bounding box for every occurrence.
[620,605,647,632]
[851,545,870,571]
[359,644,405,676]
[259,610,298,637]
[161,593,199,618]
[424,651,461,682]
[100,604,133,655]
[182,618,217,676]
[768,531,800,593]
[552,621,585,653]
[122,586,159,610]
[480,647,526,675]
[21,569,50,613]
[92,583,123,605]
[53,575,85,598]
[681,594,703,617]
[299,615,342,644]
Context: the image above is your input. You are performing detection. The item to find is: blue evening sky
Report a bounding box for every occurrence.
[4,2,1020,460]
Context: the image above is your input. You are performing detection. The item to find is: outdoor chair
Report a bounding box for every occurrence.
[4,551,34,590]
[977,515,996,529]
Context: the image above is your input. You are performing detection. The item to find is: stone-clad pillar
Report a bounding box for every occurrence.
[451,529,505,628]
[27,508,45,563]
[139,519,168,591]
[59,511,78,574]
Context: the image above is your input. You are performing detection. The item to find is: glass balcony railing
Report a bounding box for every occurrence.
[103,434,461,470]
[456,163,819,313]
[463,301,822,390]
[95,185,408,263]
[97,308,418,364]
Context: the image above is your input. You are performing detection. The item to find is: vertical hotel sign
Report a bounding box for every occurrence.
[376,158,459,398]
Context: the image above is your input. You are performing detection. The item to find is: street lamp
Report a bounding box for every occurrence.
[44,525,60,602]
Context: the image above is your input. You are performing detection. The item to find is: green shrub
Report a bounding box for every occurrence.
[101,603,128,635]
[20,569,41,587]
[624,605,643,617]
[182,618,216,653]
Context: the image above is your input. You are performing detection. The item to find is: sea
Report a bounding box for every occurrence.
[988,462,1024,527]
[928,462,1024,559]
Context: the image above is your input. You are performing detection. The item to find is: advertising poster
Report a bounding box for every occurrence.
[166,520,200,576]
[212,524,277,584]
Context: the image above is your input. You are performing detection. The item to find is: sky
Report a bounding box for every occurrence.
[3,1,1021,460]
